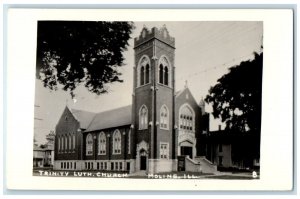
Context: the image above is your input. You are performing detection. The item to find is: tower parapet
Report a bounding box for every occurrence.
[134,25,175,48]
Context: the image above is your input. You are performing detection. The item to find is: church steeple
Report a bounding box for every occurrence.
[133,26,175,173]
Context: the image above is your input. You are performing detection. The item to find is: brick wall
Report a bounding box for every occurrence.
[55,107,82,161]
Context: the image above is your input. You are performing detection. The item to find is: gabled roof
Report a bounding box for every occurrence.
[71,109,96,129]
[33,145,45,151]
[85,105,132,132]
[175,87,190,98]
[175,89,184,97]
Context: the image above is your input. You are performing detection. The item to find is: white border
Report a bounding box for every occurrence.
[6,9,293,191]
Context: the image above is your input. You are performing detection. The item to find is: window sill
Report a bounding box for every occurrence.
[160,127,169,130]
[138,128,148,130]
[157,82,172,89]
[136,82,151,89]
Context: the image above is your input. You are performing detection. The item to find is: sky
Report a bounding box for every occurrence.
[34,21,263,145]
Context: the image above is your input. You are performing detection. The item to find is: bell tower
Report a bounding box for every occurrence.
[132,25,176,173]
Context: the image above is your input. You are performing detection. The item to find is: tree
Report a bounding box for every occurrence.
[46,130,55,145]
[36,21,134,97]
[205,52,263,132]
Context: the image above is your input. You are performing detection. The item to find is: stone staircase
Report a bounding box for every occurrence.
[192,156,218,174]
[183,156,218,174]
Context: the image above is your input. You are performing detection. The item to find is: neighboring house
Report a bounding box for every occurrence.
[33,144,54,168]
[44,144,54,166]
[33,145,45,168]
[203,130,260,170]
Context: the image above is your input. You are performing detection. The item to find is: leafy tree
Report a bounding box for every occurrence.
[205,52,263,132]
[36,21,134,97]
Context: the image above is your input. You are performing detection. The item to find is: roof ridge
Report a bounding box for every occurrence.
[85,104,132,131]
[71,104,131,115]
[98,104,131,112]
[175,87,188,97]
[71,108,97,114]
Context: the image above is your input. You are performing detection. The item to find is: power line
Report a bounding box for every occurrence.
[177,52,258,81]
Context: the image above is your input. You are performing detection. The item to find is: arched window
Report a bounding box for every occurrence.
[158,56,171,87]
[61,136,64,151]
[128,130,131,154]
[113,130,121,154]
[73,134,75,150]
[164,67,169,86]
[160,105,169,129]
[145,64,150,84]
[179,104,195,132]
[58,136,60,152]
[138,56,151,87]
[86,133,93,155]
[159,64,164,84]
[98,132,106,155]
[140,66,144,86]
[69,134,72,151]
[139,105,148,130]
[65,135,68,151]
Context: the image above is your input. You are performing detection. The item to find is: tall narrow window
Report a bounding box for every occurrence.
[113,130,121,154]
[139,105,148,130]
[128,130,131,154]
[98,132,106,155]
[158,56,171,87]
[140,66,145,86]
[145,64,150,84]
[69,134,72,151]
[138,56,151,87]
[86,133,93,155]
[160,105,169,129]
[164,67,169,86]
[58,136,60,152]
[61,136,64,151]
[65,135,68,151]
[73,134,75,150]
[159,64,164,84]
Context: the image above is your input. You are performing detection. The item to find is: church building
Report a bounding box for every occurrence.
[53,26,217,174]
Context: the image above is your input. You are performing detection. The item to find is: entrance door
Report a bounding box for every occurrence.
[181,146,193,159]
[140,156,146,170]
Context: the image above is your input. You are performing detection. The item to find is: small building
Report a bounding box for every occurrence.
[33,145,45,168]
[33,144,54,168]
[203,130,260,171]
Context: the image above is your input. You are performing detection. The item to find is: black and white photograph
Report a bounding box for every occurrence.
[5,8,293,191]
[33,21,263,180]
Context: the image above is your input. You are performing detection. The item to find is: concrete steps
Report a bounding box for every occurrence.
[193,156,218,174]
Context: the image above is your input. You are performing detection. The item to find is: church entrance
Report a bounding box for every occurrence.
[136,141,149,172]
[139,149,147,170]
[181,146,193,159]
[140,155,147,170]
